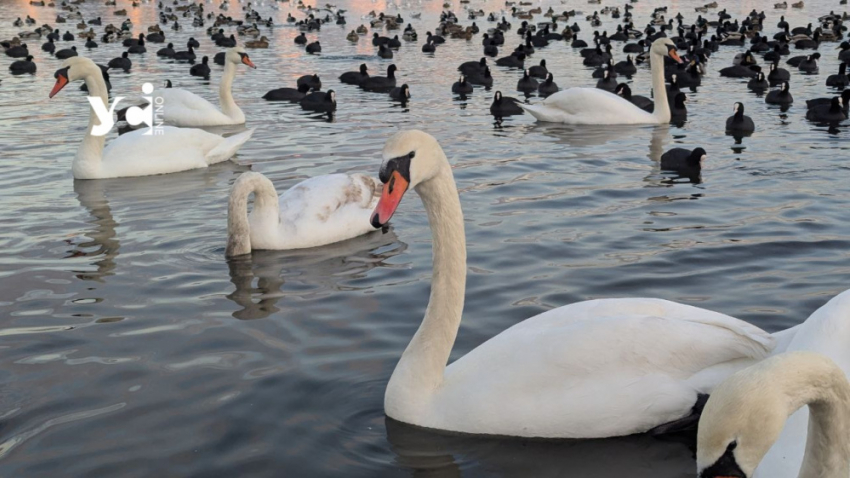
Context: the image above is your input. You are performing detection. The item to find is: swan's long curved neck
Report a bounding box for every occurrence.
[219,61,245,123]
[650,51,671,123]
[226,172,279,257]
[74,70,109,178]
[792,366,850,477]
[385,161,466,414]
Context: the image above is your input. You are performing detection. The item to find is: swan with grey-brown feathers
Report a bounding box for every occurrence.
[226,171,381,256]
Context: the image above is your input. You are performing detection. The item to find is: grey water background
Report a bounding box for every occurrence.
[1,0,849,475]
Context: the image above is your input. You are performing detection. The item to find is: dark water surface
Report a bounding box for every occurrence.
[1,0,849,475]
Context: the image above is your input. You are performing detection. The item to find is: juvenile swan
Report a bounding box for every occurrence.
[226,171,381,256]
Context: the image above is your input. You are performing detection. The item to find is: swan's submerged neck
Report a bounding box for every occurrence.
[386,163,466,417]
[220,61,245,123]
[226,173,279,257]
[74,71,109,179]
[650,51,671,123]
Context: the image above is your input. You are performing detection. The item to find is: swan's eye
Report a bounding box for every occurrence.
[726,441,737,452]
[408,151,415,159]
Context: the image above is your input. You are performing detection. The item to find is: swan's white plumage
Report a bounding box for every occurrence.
[155,87,239,126]
[755,289,850,478]
[519,88,658,124]
[519,37,679,125]
[421,298,774,438]
[378,130,777,439]
[53,56,253,180]
[75,126,254,179]
[228,172,381,254]
[155,47,252,127]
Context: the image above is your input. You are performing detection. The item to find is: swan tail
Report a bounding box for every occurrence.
[517,103,564,122]
[206,128,255,165]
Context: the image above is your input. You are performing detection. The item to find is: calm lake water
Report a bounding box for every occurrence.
[2,0,850,475]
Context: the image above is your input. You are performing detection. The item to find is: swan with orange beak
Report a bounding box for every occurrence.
[519,38,683,124]
[150,46,256,127]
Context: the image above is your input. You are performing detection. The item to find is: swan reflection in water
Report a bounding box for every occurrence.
[226,229,407,320]
[384,417,695,478]
[71,165,245,281]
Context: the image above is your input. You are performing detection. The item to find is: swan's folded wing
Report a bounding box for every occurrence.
[538,87,637,116]
[439,299,774,438]
[156,88,223,118]
[277,174,381,247]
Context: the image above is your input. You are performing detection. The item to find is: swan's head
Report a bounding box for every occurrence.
[371,130,448,227]
[733,102,743,114]
[226,47,256,68]
[697,352,840,478]
[49,56,98,98]
[651,37,682,63]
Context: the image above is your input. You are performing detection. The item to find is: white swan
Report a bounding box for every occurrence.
[156,47,256,127]
[49,57,254,180]
[750,289,850,478]
[370,130,778,439]
[519,38,682,124]
[226,171,381,256]
[697,351,850,478]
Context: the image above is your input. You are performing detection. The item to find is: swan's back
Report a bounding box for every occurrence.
[156,88,230,125]
[273,173,381,249]
[428,298,774,438]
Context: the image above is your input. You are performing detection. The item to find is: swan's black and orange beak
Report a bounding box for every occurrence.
[371,170,409,228]
[49,67,70,98]
[668,47,683,64]
[238,52,256,68]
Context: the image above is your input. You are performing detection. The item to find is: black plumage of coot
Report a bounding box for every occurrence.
[537,73,558,96]
[157,42,176,57]
[263,83,311,102]
[340,64,368,85]
[190,56,210,78]
[297,74,322,91]
[748,72,769,90]
[797,53,820,73]
[9,55,36,74]
[517,69,539,93]
[660,147,705,177]
[377,43,392,58]
[5,44,29,58]
[107,51,132,71]
[360,64,397,92]
[490,91,524,116]
[306,41,322,54]
[528,59,548,79]
[496,52,524,68]
[389,83,410,102]
[42,38,55,54]
[765,81,793,105]
[615,83,653,112]
[452,75,473,94]
[826,62,848,88]
[300,89,336,112]
[725,102,755,134]
[128,38,146,53]
[595,69,617,92]
[466,66,493,87]
[805,96,848,122]
[54,45,77,59]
